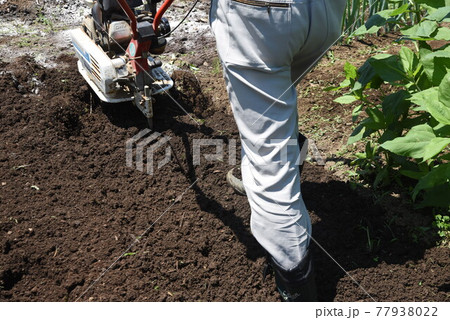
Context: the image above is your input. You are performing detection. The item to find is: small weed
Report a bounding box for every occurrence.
[123,252,137,257]
[35,11,54,31]
[188,64,199,73]
[217,130,227,135]
[326,50,336,65]
[360,225,380,253]
[211,57,222,76]
[195,118,205,125]
[17,38,32,48]
[15,24,28,35]
[410,226,431,244]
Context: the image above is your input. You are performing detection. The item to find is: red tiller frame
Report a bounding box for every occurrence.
[152,0,174,34]
[116,0,173,75]
[117,0,138,36]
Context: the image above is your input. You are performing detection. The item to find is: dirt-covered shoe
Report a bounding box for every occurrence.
[270,249,317,302]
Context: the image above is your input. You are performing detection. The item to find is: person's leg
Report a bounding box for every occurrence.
[209,0,345,301]
[211,0,313,269]
[225,64,311,269]
[290,0,347,84]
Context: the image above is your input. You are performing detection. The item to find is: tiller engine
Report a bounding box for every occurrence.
[70,0,174,128]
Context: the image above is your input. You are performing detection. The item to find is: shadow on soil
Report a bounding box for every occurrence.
[95,69,438,301]
[301,164,438,301]
[98,76,267,263]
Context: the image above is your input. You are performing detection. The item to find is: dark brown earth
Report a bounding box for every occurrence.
[0,29,449,301]
[0,0,36,20]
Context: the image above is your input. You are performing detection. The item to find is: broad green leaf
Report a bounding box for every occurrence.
[411,88,450,125]
[347,120,374,145]
[351,81,363,92]
[366,107,386,129]
[413,163,450,200]
[419,43,433,60]
[402,20,438,38]
[324,78,350,91]
[398,114,428,130]
[434,27,450,40]
[352,104,363,122]
[369,54,407,83]
[416,0,448,9]
[340,78,351,87]
[410,87,436,108]
[423,137,450,160]
[334,95,358,104]
[399,47,419,76]
[380,124,436,158]
[348,123,366,145]
[425,6,450,21]
[390,4,410,16]
[353,10,394,36]
[399,169,427,180]
[344,62,357,80]
[365,75,383,89]
[357,60,377,88]
[382,90,411,125]
[421,51,450,85]
[353,24,380,36]
[419,184,450,208]
[379,129,400,144]
[439,72,450,107]
[416,71,433,91]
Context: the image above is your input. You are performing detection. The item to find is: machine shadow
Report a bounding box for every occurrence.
[99,81,266,262]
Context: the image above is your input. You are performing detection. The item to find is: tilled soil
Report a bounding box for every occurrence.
[1,52,449,301]
[0,1,449,302]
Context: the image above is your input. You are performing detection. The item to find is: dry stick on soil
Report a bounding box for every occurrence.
[75,178,199,301]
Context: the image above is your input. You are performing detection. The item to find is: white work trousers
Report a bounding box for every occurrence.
[209,0,346,270]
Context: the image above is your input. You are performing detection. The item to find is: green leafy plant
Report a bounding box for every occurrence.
[333,1,450,210]
[433,214,450,244]
[344,0,421,34]
[35,11,54,32]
